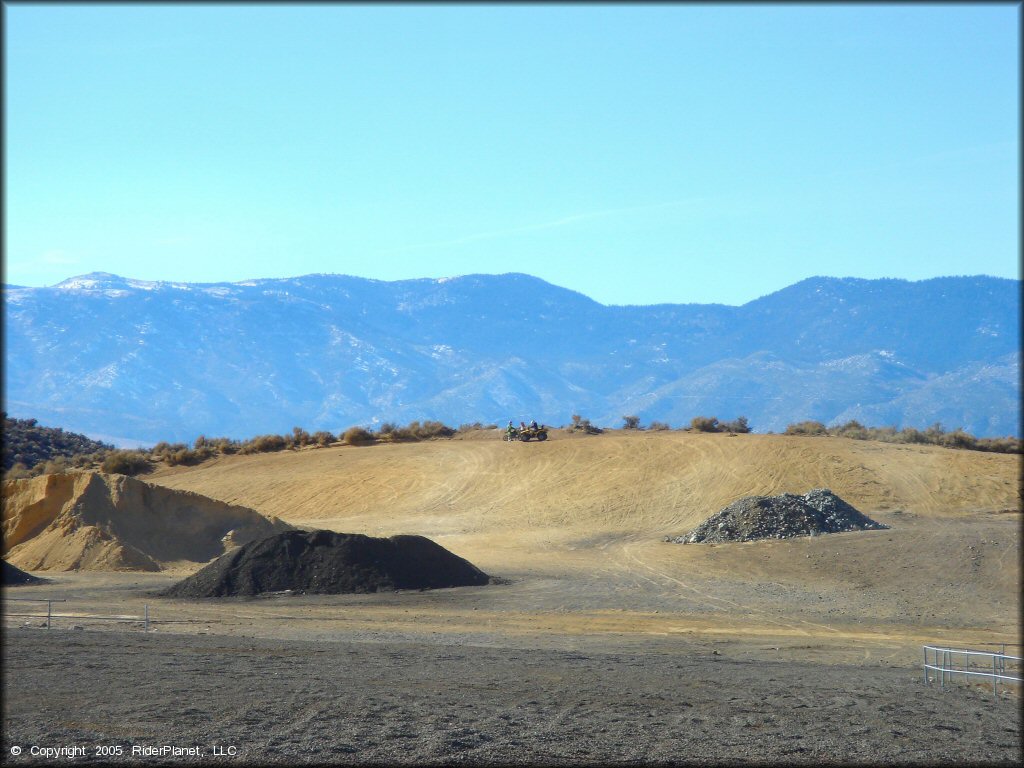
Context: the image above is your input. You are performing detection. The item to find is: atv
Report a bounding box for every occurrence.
[518,425,548,442]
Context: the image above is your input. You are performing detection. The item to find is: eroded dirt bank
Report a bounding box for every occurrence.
[2,473,289,572]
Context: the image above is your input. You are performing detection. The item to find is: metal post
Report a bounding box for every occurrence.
[993,654,998,696]
[46,600,51,629]
[923,647,929,685]
[144,605,149,632]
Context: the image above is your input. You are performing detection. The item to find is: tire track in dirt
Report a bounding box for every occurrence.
[454,440,558,533]
[616,540,843,638]
[411,442,492,533]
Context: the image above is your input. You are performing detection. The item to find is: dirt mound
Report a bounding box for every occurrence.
[3,560,45,585]
[2,472,291,571]
[161,529,491,598]
[668,488,888,544]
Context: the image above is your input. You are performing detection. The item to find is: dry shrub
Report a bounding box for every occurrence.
[720,416,751,434]
[785,420,828,436]
[43,456,71,474]
[210,437,240,454]
[977,437,1022,453]
[378,420,456,441]
[940,429,977,450]
[896,427,928,444]
[568,415,602,434]
[290,427,312,448]
[342,426,375,446]
[311,430,336,446]
[782,419,1019,455]
[240,434,288,454]
[833,420,868,440]
[166,446,215,466]
[100,450,151,476]
[3,462,33,480]
[415,420,456,439]
[690,416,720,433]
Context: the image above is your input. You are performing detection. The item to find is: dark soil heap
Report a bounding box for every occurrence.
[667,488,888,544]
[161,529,490,598]
[3,560,44,585]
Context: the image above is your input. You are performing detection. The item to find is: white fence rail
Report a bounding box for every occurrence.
[923,645,1022,697]
[4,597,149,631]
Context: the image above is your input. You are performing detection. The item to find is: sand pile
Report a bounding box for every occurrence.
[3,560,44,585]
[668,488,888,544]
[161,529,491,598]
[2,472,291,571]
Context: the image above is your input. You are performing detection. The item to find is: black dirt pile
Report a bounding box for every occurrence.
[667,488,888,544]
[160,529,490,598]
[3,560,45,585]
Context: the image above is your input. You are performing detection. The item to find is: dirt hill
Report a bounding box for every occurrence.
[2,472,291,571]
[147,430,1020,541]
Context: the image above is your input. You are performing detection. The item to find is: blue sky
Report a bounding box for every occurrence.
[4,3,1019,306]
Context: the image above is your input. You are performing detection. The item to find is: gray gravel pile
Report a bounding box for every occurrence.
[667,488,888,544]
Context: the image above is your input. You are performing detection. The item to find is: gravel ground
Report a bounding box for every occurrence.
[3,627,1019,766]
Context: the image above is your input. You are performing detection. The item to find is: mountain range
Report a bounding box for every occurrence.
[4,272,1019,444]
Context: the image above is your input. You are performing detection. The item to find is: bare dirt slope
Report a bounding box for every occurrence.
[149,430,1019,534]
[2,472,290,571]
[143,430,1021,656]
